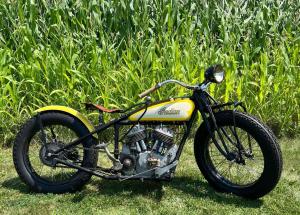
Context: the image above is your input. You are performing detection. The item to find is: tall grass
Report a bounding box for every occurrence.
[0,0,299,145]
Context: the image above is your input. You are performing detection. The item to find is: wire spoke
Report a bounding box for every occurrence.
[208,125,264,186]
[50,126,58,142]
[28,123,85,183]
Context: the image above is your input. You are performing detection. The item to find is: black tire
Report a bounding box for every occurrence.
[194,110,282,199]
[13,112,98,193]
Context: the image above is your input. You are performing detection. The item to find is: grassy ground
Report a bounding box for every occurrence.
[0,138,299,215]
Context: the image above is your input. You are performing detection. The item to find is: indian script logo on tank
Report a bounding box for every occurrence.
[158,105,180,115]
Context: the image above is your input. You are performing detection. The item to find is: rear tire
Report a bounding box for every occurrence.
[194,110,282,199]
[13,112,98,193]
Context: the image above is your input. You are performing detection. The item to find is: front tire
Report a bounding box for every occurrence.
[13,112,98,193]
[194,110,282,199]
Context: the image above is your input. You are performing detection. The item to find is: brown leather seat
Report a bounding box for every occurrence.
[84,103,122,113]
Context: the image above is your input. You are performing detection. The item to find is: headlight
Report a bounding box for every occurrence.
[204,65,225,84]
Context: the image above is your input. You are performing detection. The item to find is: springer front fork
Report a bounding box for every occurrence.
[196,92,252,162]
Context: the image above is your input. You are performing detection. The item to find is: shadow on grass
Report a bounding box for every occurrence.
[2,177,31,194]
[169,176,263,208]
[87,176,263,208]
[2,176,263,208]
[87,178,165,202]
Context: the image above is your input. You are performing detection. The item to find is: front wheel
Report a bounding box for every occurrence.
[194,110,282,199]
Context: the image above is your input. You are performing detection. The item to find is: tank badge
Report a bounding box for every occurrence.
[158,105,180,115]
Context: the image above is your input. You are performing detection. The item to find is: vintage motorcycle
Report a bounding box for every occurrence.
[13,65,282,199]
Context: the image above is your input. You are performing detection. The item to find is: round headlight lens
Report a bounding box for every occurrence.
[214,71,224,83]
[204,65,225,84]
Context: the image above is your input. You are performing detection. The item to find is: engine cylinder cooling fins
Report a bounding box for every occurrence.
[153,126,174,146]
[126,124,147,144]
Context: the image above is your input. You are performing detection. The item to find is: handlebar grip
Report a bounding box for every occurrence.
[138,85,157,98]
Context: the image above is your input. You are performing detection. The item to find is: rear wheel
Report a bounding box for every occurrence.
[194,111,282,199]
[13,112,98,193]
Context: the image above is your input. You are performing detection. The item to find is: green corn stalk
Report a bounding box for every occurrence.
[0,0,299,145]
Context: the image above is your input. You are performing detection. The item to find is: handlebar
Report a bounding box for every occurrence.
[138,85,158,98]
[138,79,199,98]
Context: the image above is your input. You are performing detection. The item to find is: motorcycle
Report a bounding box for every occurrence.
[13,65,282,198]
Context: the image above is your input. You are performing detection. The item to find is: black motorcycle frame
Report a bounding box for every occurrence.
[44,88,247,180]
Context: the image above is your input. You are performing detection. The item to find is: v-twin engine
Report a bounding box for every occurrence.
[120,125,178,178]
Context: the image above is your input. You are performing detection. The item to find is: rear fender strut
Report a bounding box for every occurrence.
[37,113,47,145]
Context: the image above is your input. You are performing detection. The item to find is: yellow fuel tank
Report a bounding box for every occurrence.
[128,99,195,122]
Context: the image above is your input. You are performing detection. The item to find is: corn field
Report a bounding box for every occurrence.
[0,0,299,145]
